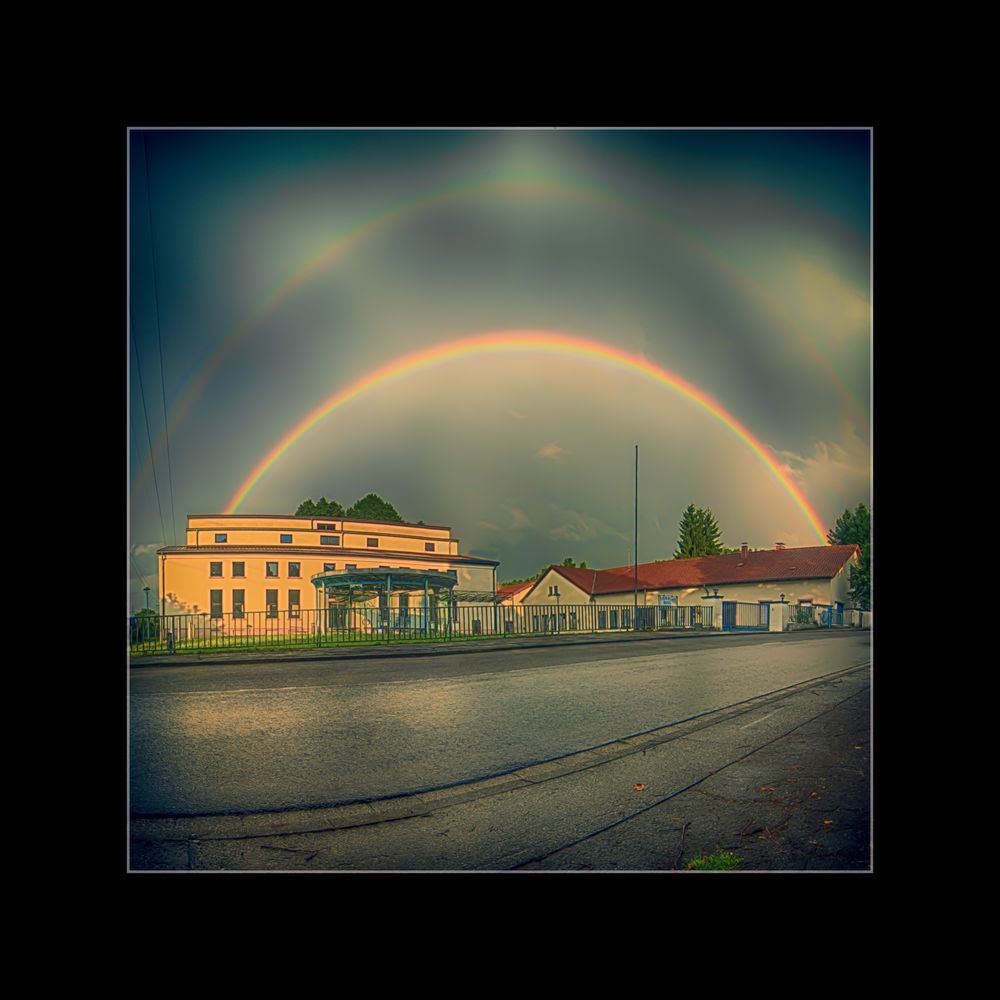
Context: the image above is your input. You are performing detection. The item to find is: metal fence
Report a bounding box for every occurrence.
[721,601,770,632]
[127,601,716,656]
[788,604,866,628]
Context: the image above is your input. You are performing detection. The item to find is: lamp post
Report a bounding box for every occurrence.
[143,586,151,640]
[554,585,560,634]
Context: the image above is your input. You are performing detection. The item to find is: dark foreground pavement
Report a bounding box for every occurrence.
[131,663,871,873]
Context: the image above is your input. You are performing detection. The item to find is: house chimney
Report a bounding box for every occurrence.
[740,542,748,561]
[775,541,785,550]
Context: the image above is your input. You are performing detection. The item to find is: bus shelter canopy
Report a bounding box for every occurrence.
[311,567,458,602]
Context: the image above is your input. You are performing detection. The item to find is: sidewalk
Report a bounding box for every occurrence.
[129,626,727,669]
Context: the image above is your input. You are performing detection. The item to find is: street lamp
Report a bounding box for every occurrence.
[143,586,151,640]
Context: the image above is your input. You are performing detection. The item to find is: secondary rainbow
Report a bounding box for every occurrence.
[133,170,867,500]
[225,330,829,544]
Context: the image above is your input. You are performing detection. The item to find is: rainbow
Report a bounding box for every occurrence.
[225,330,829,544]
[133,170,867,501]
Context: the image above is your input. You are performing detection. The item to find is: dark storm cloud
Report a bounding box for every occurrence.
[129,128,871,605]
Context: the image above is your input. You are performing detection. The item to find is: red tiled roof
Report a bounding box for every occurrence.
[540,545,859,596]
[496,581,535,600]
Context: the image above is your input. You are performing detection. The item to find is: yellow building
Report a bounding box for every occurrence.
[157,513,499,621]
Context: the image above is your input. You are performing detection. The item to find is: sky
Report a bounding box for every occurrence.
[128,127,871,608]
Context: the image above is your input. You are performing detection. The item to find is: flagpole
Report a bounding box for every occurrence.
[633,443,638,630]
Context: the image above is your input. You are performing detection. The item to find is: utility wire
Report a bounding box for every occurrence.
[142,132,178,546]
[129,551,150,592]
[130,311,167,546]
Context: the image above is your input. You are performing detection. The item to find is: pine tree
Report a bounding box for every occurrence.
[828,503,871,610]
[674,505,725,558]
[695,507,723,556]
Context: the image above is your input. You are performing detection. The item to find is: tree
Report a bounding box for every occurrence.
[674,504,725,558]
[295,496,344,517]
[827,503,871,610]
[130,608,159,643]
[346,493,404,522]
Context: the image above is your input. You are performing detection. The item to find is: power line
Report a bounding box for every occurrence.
[129,551,150,591]
[130,311,167,546]
[142,132,178,546]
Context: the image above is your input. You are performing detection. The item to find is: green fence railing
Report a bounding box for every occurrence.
[127,602,716,656]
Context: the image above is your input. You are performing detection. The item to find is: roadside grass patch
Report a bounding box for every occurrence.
[687,851,742,871]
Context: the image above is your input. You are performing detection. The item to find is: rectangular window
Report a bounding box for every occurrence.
[320,535,340,546]
[424,542,435,552]
[288,562,301,578]
[232,590,245,619]
[324,563,336,571]
[367,537,379,547]
[232,562,245,577]
[210,590,223,619]
[280,533,293,544]
[215,533,228,543]
[266,589,278,619]
[210,562,223,577]
[289,589,301,619]
[317,523,337,531]
[346,564,357,570]
[266,562,279,577]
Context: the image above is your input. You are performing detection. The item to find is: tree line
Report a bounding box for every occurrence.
[295,493,407,522]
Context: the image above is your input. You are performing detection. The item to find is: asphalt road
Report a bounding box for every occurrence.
[130,630,871,818]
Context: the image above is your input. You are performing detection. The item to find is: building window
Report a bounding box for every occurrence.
[324,563,336,571]
[289,589,301,619]
[210,590,223,619]
[425,542,435,552]
[280,533,292,544]
[210,562,223,577]
[320,535,340,546]
[346,564,357,570]
[266,562,279,577]
[317,523,337,531]
[288,562,301,578]
[215,533,228,543]
[232,562,245,577]
[266,589,278,619]
[366,537,379,547]
[233,590,245,619]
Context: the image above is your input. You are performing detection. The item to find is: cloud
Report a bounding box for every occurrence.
[548,505,628,543]
[509,409,529,420]
[537,441,574,462]
[505,507,531,529]
[769,422,870,519]
[479,520,499,531]
[131,542,162,557]
[796,261,869,340]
